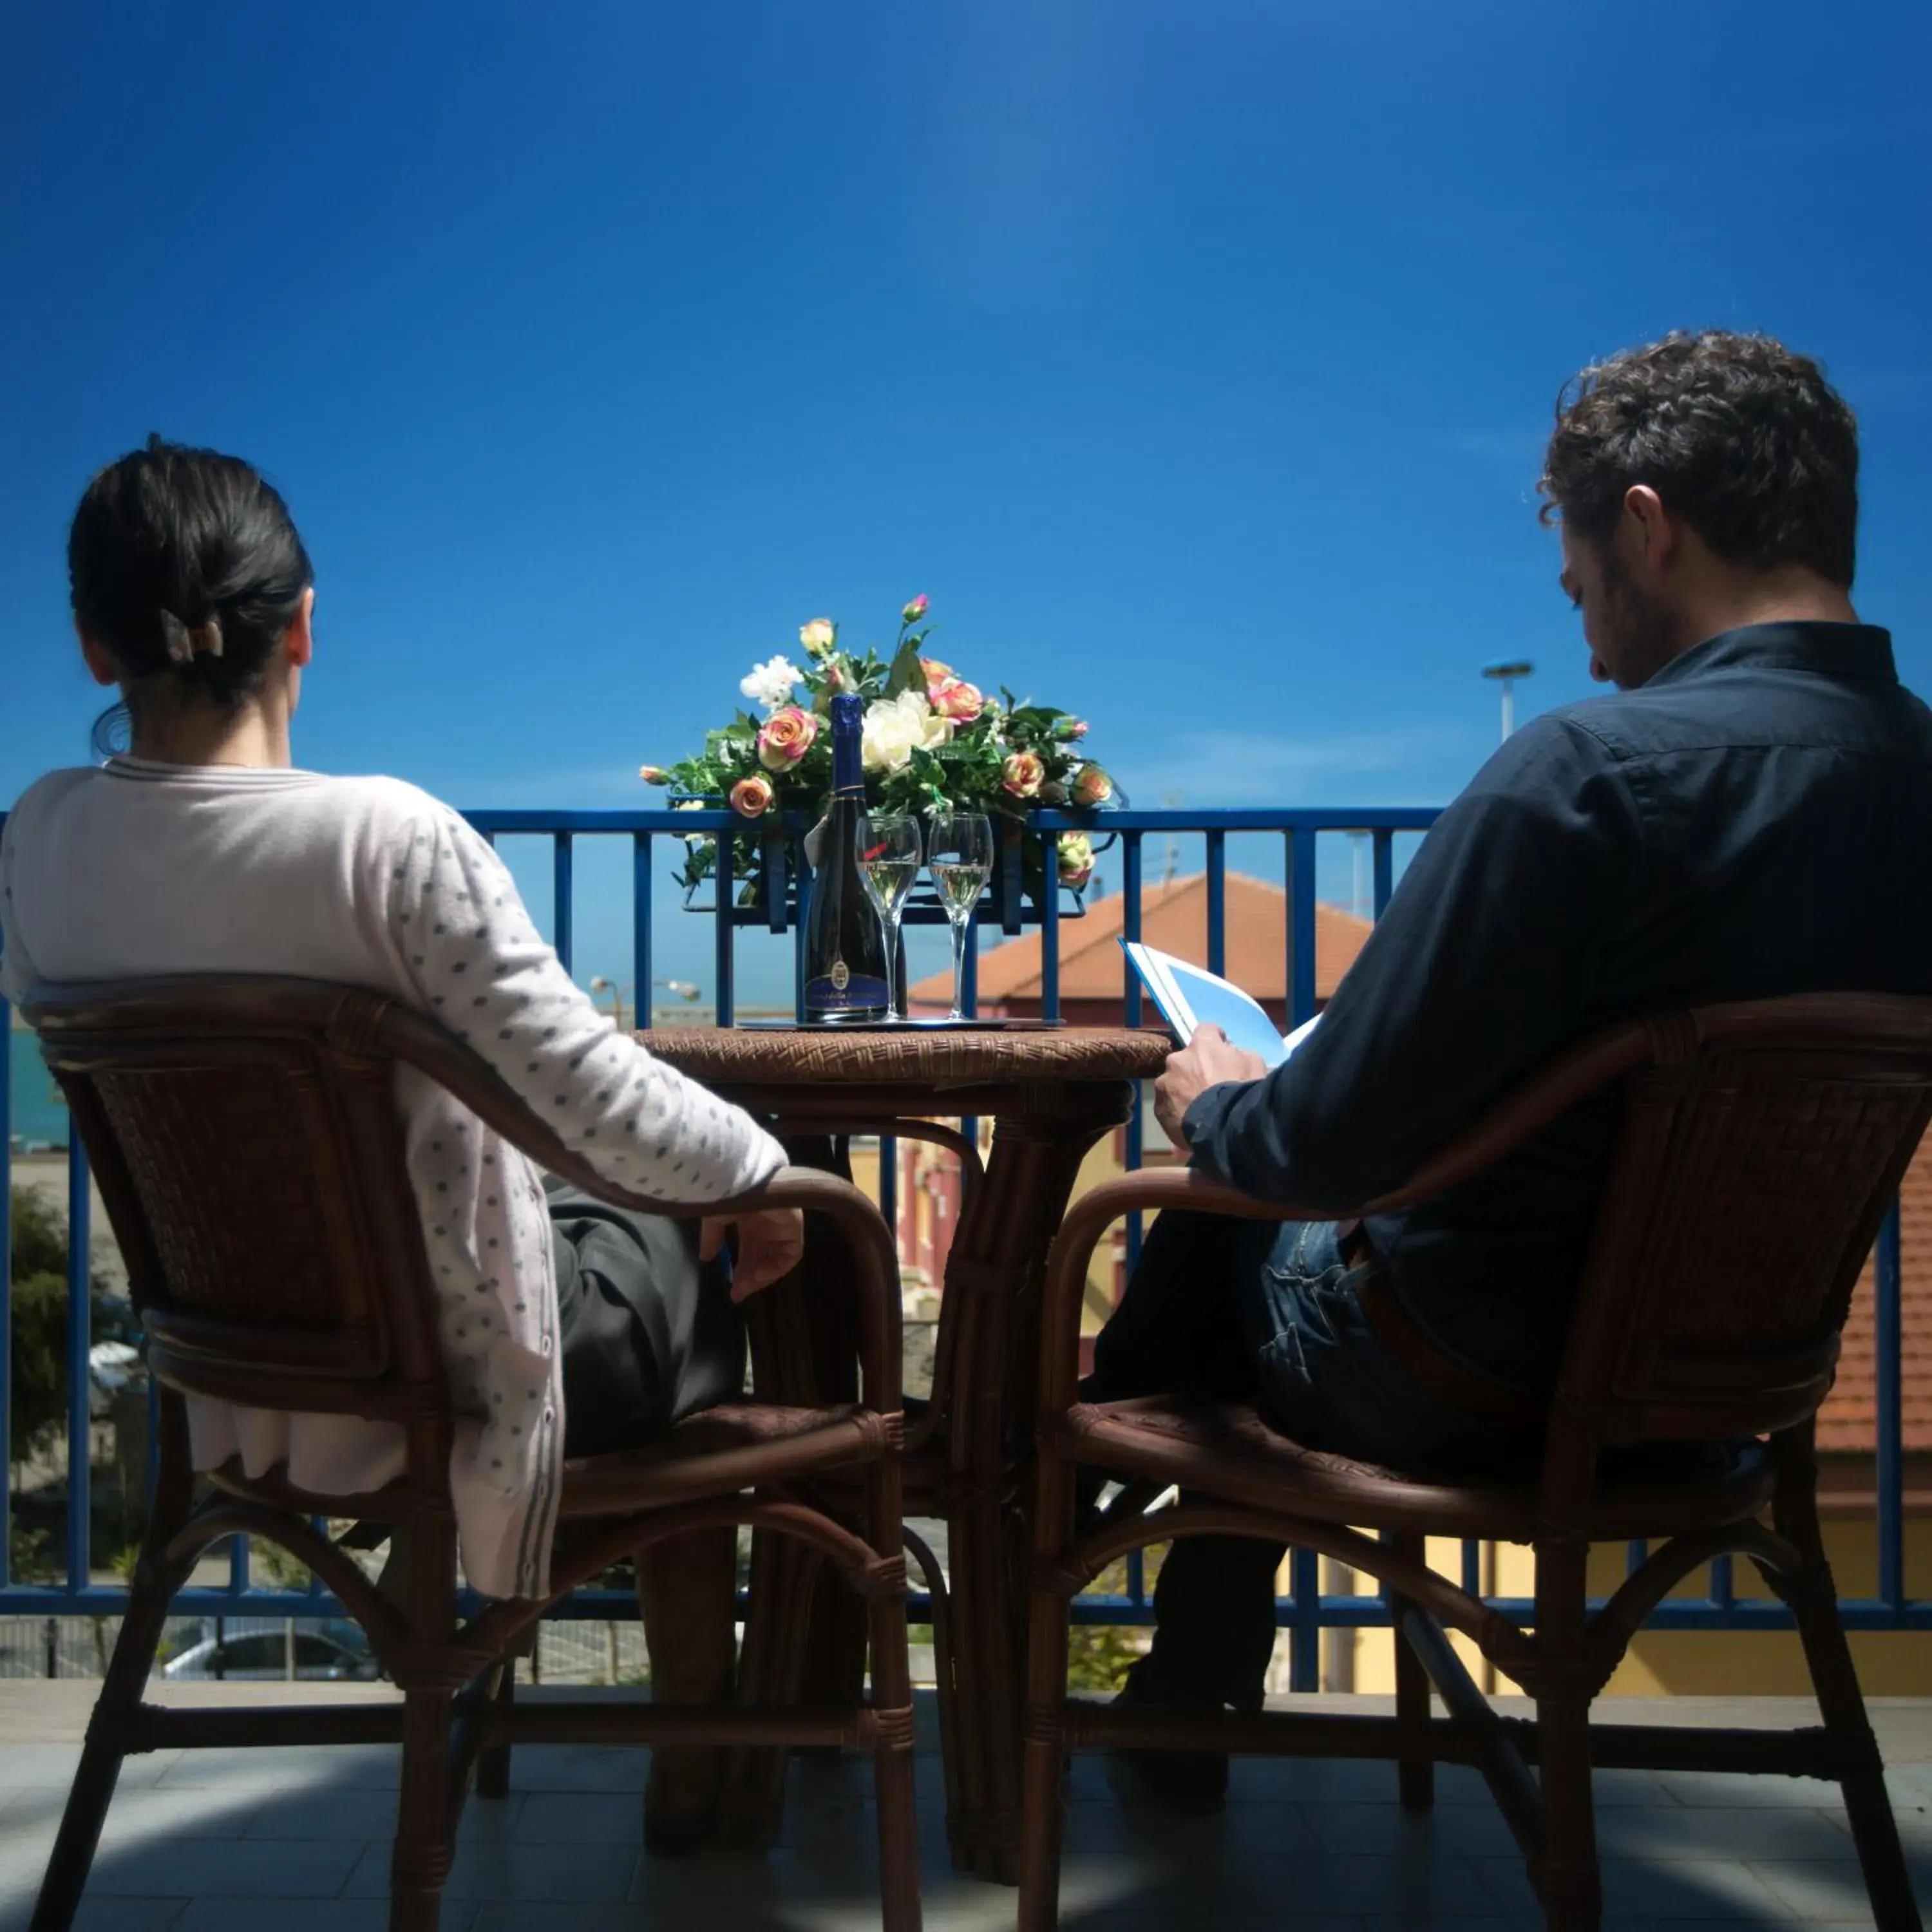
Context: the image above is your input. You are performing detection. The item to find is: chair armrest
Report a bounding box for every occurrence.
[1039,1167,1334,1415]
[374,1003,904,1413]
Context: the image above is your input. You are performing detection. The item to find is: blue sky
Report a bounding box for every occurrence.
[3,1,1929,1006]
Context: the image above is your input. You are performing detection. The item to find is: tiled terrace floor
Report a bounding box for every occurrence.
[1,1685,1927,1930]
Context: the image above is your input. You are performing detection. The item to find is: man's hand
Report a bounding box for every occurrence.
[1153,1025,1270,1147]
[699,1208,806,1303]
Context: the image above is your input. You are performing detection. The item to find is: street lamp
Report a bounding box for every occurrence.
[1481,659,1534,742]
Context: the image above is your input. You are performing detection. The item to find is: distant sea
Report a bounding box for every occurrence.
[8,1027,68,1150]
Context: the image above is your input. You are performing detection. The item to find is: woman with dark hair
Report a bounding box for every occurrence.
[0,435,793,1851]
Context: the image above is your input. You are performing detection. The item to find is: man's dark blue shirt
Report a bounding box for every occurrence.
[1182,621,1932,1392]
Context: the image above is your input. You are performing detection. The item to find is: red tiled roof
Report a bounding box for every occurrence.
[908,871,1372,1008]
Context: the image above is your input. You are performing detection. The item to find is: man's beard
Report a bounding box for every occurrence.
[1595,547,1685,688]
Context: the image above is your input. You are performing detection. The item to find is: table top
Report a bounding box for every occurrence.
[634,1024,1172,1087]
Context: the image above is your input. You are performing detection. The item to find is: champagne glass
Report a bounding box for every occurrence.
[855,812,922,1022]
[927,811,993,1022]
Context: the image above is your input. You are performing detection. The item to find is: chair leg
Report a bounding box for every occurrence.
[1530,1536,1602,1932]
[1772,1435,1922,1932]
[866,1577,923,1931]
[1017,1457,1075,1932]
[1388,1533,1434,1811]
[389,1687,456,1932]
[30,1542,183,1932]
[473,1652,515,1802]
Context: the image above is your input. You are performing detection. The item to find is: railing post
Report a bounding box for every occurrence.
[552,833,574,977]
[714,830,735,1027]
[1040,853,1061,1022]
[1122,832,1146,1273]
[1,979,12,1591]
[1287,825,1318,1027]
[1285,822,1321,1688]
[631,833,653,1018]
[1877,1198,1904,1610]
[66,1141,91,1593]
[1205,831,1226,978]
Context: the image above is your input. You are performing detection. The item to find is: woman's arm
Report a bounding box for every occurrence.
[383,804,788,1205]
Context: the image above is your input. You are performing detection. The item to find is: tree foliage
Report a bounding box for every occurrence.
[9,1187,118,1468]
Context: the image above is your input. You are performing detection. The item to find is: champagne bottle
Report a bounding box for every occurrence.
[804,694,890,1023]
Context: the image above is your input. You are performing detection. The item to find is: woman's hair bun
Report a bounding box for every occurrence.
[70,435,310,707]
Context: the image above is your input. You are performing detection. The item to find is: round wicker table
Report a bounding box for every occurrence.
[636,1024,1172,1880]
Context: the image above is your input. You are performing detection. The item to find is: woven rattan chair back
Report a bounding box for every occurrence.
[31,978,448,1416]
[1546,996,1932,1470]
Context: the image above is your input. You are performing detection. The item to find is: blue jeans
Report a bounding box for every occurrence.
[1084,1209,1524,1709]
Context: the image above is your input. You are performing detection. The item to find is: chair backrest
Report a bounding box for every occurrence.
[26,973,900,1471]
[25,978,452,1424]
[1551,994,1932,1458]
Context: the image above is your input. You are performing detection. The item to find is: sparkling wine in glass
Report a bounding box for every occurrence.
[927,811,993,1021]
[855,813,922,1022]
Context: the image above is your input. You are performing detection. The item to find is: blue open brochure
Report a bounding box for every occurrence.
[1121,939,1320,1068]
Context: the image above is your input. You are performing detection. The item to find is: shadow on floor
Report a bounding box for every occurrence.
[1,1690,1927,1930]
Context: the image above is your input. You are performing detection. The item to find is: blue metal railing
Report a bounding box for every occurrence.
[3,806,1924,1686]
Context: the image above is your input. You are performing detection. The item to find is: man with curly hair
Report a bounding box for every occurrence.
[1094,330,1932,1810]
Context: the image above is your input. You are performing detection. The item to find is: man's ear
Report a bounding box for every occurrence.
[1621,484,1679,573]
[76,620,120,689]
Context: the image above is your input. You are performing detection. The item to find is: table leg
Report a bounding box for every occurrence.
[937,1094,1131,1882]
[719,1133,862,1849]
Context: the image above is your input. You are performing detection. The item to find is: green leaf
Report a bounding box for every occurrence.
[882,636,926,699]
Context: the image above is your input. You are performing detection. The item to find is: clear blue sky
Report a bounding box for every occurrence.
[4,1,1929,1005]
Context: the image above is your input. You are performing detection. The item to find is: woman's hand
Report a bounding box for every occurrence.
[699,1208,807,1302]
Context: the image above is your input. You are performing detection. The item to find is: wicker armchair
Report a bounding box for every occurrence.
[1020,994,1932,1932]
[20,976,921,1932]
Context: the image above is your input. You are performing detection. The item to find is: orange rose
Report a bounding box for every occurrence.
[730,774,775,817]
[920,656,956,697]
[1072,764,1113,807]
[638,764,670,784]
[931,677,983,723]
[757,704,819,772]
[1001,751,1045,799]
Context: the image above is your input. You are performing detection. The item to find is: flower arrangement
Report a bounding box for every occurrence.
[641,597,1115,899]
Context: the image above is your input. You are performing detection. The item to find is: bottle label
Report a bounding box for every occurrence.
[805,967,889,1016]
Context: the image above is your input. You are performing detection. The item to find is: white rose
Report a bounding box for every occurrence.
[861,689,954,773]
[739,654,803,713]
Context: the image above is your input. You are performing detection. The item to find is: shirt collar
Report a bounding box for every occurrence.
[1644,621,1897,690]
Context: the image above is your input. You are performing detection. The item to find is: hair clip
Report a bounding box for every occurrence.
[156,609,224,663]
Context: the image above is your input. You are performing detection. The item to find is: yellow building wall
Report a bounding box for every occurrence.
[1322,1518,1931,1698]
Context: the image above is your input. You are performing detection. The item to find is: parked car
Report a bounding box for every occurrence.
[160,1618,381,1682]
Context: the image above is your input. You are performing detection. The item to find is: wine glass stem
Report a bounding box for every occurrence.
[949,912,969,1022]
[884,913,902,1023]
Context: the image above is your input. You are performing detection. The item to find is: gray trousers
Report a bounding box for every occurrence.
[545,1180,747,1460]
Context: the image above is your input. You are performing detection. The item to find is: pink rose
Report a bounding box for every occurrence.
[1062,718,1089,741]
[730,774,775,817]
[1001,751,1045,799]
[757,704,819,772]
[1072,764,1113,807]
[638,764,670,784]
[920,656,955,697]
[930,677,983,723]
[902,594,929,624]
